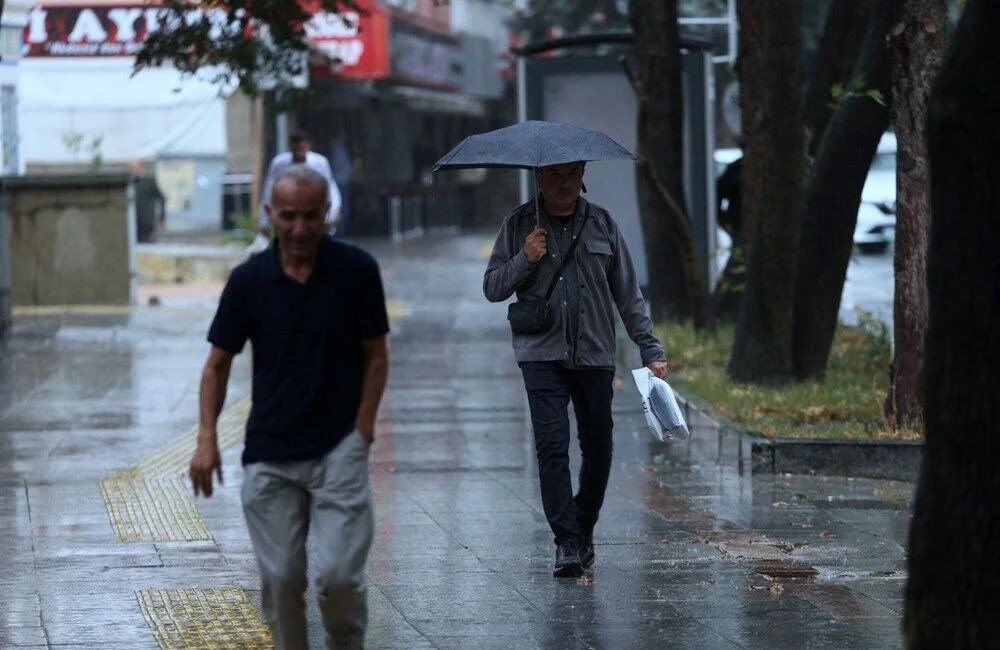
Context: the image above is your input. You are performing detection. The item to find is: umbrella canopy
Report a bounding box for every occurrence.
[433,120,635,171]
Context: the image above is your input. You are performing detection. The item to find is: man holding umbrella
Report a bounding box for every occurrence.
[436,121,668,577]
[478,147,668,578]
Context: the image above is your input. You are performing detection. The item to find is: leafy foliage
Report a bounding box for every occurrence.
[221,212,260,246]
[657,318,921,441]
[507,0,630,40]
[133,0,363,108]
[829,73,887,108]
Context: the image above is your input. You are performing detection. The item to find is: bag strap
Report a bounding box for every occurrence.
[542,211,589,302]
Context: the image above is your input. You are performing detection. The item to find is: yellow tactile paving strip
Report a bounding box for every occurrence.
[14,304,146,316]
[136,399,251,477]
[101,471,210,542]
[136,588,272,650]
[88,297,412,647]
[386,299,411,320]
[100,299,408,543]
[100,398,250,543]
[12,305,203,316]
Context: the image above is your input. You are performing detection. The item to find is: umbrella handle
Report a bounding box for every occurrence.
[533,168,540,227]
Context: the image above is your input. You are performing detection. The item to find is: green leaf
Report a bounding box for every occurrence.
[865,89,886,106]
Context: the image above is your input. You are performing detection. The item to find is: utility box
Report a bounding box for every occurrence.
[156,155,227,233]
[1,173,136,307]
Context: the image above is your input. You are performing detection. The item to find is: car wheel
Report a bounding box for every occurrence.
[857,242,888,254]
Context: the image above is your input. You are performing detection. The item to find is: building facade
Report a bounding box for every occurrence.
[281,0,512,235]
[16,1,234,233]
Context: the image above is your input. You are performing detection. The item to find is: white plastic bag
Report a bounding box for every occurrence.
[631,368,690,441]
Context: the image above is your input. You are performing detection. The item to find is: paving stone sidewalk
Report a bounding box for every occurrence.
[0,233,913,650]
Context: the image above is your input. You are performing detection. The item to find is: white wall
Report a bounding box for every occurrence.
[1,0,33,174]
[539,72,647,285]
[18,58,229,167]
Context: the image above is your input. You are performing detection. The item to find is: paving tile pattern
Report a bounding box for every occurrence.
[0,234,914,650]
[136,588,271,650]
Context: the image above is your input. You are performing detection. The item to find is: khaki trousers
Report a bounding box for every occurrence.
[241,431,374,650]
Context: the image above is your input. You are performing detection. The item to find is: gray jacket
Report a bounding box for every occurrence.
[483,197,665,367]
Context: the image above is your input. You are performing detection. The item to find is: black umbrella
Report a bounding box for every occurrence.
[433,120,635,223]
[432,120,635,171]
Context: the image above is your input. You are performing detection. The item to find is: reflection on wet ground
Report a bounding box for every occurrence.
[0,234,910,649]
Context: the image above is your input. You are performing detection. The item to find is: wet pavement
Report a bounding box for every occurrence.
[0,233,913,649]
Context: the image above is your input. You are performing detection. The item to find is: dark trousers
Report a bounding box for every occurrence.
[520,362,615,546]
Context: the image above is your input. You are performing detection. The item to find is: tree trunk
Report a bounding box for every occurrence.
[715,0,871,323]
[804,0,875,155]
[791,0,898,380]
[885,0,947,425]
[627,0,708,326]
[904,1,1000,644]
[727,0,804,382]
[711,245,745,322]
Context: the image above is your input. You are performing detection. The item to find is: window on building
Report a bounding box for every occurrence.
[0,26,22,63]
[679,0,736,64]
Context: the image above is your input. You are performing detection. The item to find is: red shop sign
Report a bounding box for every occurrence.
[304,0,389,80]
[23,4,165,57]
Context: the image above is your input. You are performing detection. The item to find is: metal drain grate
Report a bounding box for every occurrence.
[753,560,819,579]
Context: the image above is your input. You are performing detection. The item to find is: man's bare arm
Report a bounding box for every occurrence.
[189,346,234,497]
[355,336,389,444]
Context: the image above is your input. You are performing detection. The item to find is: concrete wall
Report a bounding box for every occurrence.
[2,174,135,306]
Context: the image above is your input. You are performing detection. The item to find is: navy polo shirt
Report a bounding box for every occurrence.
[208,237,389,465]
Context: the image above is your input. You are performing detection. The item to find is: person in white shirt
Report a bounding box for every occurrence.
[259,131,342,236]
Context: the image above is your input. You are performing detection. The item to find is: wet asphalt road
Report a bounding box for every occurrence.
[0,233,911,649]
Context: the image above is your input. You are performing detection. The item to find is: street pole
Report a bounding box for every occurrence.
[516,54,529,206]
[250,94,264,224]
[0,182,11,338]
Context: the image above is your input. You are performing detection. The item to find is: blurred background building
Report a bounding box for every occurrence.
[4,0,515,240]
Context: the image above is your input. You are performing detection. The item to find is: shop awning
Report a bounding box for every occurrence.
[18,60,231,163]
[383,85,485,117]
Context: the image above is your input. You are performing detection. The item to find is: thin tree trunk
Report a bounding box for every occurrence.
[727,0,804,382]
[804,0,875,156]
[885,0,947,425]
[628,0,708,326]
[791,0,898,380]
[904,0,1000,644]
[735,1,763,268]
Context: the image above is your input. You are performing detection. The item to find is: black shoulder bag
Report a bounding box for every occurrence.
[507,214,588,335]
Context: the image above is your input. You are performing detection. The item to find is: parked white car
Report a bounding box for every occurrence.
[854,132,897,254]
[713,148,743,275]
[713,136,897,260]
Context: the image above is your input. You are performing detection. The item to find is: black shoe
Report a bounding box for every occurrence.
[580,529,595,568]
[553,540,584,577]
